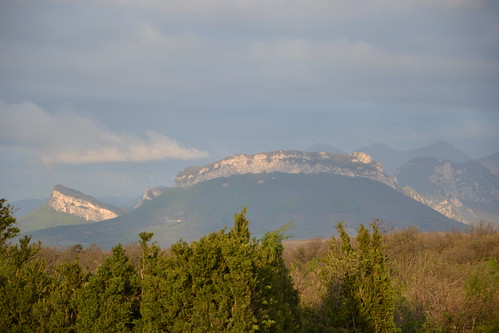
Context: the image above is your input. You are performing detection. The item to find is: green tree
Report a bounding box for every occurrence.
[33,261,86,331]
[138,208,300,332]
[0,199,19,248]
[74,243,141,332]
[317,221,396,332]
[0,199,53,332]
[253,226,301,332]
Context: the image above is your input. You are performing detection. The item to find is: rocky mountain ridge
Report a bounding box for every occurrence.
[48,185,124,222]
[354,141,472,173]
[133,187,169,209]
[174,150,398,189]
[396,158,499,224]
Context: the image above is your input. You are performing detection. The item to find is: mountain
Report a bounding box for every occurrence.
[18,185,125,232]
[395,157,499,224]
[354,143,404,174]
[132,186,169,209]
[478,152,499,176]
[11,198,47,218]
[306,143,347,154]
[174,150,398,189]
[48,185,125,221]
[356,141,472,173]
[27,151,465,249]
[17,204,87,233]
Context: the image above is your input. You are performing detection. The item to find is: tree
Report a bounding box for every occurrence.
[0,199,53,332]
[137,208,301,332]
[0,199,19,248]
[74,244,141,332]
[253,226,301,332]
[318,221,396,332]
[33,261,86,331]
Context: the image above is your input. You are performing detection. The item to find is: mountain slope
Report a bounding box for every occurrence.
[48,185,125,221]
[17,204,87,233]
[28,173,465,249]
[17,185,126,232]
[395,157,499,224]
[356,141,472,173]
[478,152,499,176]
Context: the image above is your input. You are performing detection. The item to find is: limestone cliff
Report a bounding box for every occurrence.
[396,158,499,224]
[48,185,124,222]
[174,150,398,189]
[133,187,169,208]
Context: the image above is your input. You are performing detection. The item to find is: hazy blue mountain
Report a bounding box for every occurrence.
[395,157,499,224]
[478,152,499,176]
[354,143,404,173]
[407,141,472,163]
[95,196,140,209]
[307,143,347,154]
[356,141,472,173]
[11,198,48,218]
[28,172,465,249]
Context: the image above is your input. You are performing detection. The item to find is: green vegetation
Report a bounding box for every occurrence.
[29,173,464,249]
[1,198,498,332]
[17,203,87,232]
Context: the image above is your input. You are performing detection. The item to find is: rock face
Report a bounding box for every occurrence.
[133,187,169,209]
[174,150,398,189]
[48,185,124,222]
[396,158,499,224]
[478,152,499,176]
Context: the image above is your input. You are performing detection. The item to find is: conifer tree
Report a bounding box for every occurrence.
[138,208,300,332]
[0,200,52,332]
[74,243,141,332]
[319,221,396,332]
[33,261,86,331]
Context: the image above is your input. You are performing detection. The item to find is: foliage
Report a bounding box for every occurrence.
[138,208,300,332]
[0,199,19,247]
[74,243,141,332]
[310,221,396,332]
[1,197,498,332]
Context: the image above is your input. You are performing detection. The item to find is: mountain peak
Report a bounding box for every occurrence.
[48,185,124,222]
[306,143,346,154]
[174,150,397,189]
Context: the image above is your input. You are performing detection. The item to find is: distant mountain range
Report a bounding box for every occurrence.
[21,149,470,249]
[309,141,473,174]
[16,142,499,249]
[395,157,499,224]
[477,152,499,176]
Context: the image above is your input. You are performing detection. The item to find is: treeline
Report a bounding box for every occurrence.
[1,199,498,332]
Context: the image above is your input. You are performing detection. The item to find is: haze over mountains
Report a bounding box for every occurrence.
[330,141,472,174]
[14,140,499,249]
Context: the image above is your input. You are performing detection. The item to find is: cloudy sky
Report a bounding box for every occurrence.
[1,0,498,202]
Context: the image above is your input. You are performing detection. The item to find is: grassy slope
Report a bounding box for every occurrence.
[18,204,88,233]
[28,173,465,249]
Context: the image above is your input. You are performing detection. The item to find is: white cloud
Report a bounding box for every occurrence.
[0,100,209,165]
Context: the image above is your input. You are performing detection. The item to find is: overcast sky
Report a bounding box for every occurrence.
[1,0,498,201]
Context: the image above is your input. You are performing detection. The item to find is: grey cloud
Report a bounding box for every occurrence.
[0,100,209,165]
[1,0,497,108]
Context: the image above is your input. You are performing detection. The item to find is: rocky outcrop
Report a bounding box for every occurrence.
[396,158,499,224]
[48,185,124,222]
[133,187,169,208]
[402,186,479,223]
[174,150,398,189]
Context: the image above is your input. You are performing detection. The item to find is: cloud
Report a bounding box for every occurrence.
[1,0,497,109]
[0,100,209,165]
